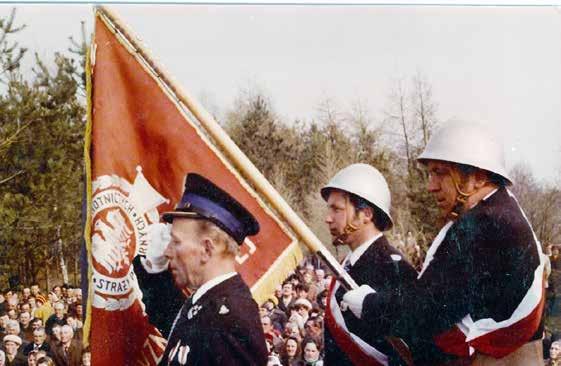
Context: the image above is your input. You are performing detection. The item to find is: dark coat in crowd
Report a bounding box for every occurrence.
[4,353,27,366]
[159,274,268,366]
[278,296,296,317]
[51,339,83,366]
[22,340,51,356]
[324,235,418,366]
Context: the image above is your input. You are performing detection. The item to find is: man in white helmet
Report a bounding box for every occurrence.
[321,163,417,366]
[343,123,545,365]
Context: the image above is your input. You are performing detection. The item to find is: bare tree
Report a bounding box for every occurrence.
[385,78,413,175]
[411,71,437,148]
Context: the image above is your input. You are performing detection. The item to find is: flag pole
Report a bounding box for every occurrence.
[95,5,358,291]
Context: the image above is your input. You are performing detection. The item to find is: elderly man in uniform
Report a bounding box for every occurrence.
[321,163,417,365]
[343,123,545,365]
[138,173,268,366]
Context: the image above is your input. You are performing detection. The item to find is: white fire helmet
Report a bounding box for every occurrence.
[417,122,512,184]
[320,163,393,230]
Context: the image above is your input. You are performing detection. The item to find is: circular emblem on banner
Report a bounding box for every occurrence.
[91,166,169,311]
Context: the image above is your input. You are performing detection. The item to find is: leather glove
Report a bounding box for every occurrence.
[341,284,376,319]
[141,222,171,274]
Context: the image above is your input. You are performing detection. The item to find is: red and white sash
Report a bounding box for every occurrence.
[432,189,545,358]
[324,278,388,366]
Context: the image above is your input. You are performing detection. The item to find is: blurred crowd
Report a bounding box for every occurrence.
[0,284,90,366]
[260,258,329,366]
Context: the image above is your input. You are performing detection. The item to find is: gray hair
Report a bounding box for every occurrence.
[6,320,20,334]
[197,220,239,256]
[61,325,74,336]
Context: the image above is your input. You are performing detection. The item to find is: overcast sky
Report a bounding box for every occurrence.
[5,4,561,184]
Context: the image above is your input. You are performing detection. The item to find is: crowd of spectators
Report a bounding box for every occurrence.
[0,284,90,366]
[259,257,330,366]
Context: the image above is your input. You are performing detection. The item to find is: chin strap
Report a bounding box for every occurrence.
[333,194,361,246]
[448,169,477,220]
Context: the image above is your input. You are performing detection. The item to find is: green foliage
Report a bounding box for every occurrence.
[0,11,85,288]
[0,8,26,81]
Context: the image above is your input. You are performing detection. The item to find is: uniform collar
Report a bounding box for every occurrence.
[344,232,383,266]
[192,272,237,304]
[482,188,499,201]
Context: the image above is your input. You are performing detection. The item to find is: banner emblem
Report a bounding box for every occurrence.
[91,166,169,310]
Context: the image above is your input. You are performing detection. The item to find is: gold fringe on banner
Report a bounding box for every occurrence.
[82,15,95,347]
[252,242,303,305]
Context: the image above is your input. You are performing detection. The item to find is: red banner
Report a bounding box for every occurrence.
[85,11,301,365]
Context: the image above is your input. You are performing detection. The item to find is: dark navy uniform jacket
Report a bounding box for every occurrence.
[159,273,268,366]
[133,256,184,338]
[362,187,543,365]
[324,235,418,366]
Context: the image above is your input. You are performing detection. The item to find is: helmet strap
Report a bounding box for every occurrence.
[333,193,361,246]
[448,169,476,220]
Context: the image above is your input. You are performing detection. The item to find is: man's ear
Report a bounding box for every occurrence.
[360,206,374,224]
[473,169,489,189]
[201,238,215,263]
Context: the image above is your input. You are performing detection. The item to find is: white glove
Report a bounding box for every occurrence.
[341,284,376,319]
[141,223,171,274]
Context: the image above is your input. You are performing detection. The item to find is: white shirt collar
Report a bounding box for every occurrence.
[482,188,499,201]
[192,272,237,304]
[344,232,383,266]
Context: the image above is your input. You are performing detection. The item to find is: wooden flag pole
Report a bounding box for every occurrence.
[95,6,358,291]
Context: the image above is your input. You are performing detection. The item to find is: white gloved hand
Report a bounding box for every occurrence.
[141,222,171,274]
[341,284,376,319]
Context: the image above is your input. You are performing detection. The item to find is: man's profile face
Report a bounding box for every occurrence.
[165,219,204,289]
[426,160,459,218]
[325,190,350,241]
[325,190,365,245]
